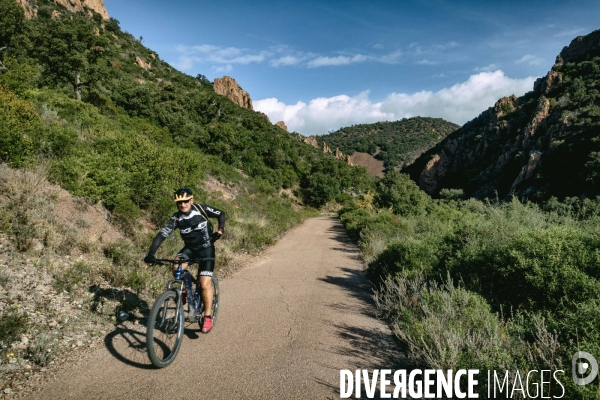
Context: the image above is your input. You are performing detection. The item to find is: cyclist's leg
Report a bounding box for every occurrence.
[197,246,215,316]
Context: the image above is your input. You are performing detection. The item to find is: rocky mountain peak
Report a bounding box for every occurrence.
[16,0,109,20]
[558,29,600,64]
[54,0,108,19]
[213,76,253,110]
[275,121,288,131]
[406,28,600,201]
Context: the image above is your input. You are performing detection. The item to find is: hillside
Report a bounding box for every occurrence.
[316,117,460,171]
[406,29,600,202]
[0,0,374,213]
[0,0,376,392]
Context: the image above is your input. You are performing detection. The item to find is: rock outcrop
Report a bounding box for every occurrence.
[405,29,600,200]
[275,121,288,131]
[303,135,318,148]
[15,0,37,18]
[135,56,151,70]
[213,76,253,110]
[16,0,109,20]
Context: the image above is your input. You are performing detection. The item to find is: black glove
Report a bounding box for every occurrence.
[144,254,157,264]
[211,231,223,242]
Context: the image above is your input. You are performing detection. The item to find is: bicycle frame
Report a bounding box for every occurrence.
[146,257,218,368]
[157,258,215,320]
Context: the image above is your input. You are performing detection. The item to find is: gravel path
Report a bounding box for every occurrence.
[29,216,401,399]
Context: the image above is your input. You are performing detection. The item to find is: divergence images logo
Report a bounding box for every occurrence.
[572,351,598,386]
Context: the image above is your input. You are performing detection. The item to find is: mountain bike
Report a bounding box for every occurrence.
[146,258,220,368]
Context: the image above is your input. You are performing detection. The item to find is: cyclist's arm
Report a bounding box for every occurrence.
[148,215,177,256]
[201,205,226,232]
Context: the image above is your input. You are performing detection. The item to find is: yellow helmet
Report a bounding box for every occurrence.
[172,187,193,202]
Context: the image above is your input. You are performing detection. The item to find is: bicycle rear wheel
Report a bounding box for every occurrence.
[146,290,184,368]
[211,276,220,325]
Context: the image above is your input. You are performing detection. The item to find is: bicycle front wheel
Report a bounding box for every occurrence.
[146,290,184,368]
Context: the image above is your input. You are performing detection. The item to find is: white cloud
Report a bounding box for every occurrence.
[307,54,368,68]
[270,55,303,67]
[434,42,459,50]
[174,43,402,70]
[255,91,388,134]
[215,64,232,72]
[254,70,537,136]
[515,54,545,66]
[379,50,402,63]
[416,59,438,65]
[474,63,498,72]
[174,44,270,70]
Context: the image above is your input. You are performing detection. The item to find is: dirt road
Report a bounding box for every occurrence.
[30,216,400,399]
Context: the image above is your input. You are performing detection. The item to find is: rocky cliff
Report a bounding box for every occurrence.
[275,121,288,131]
[213,76,253,110]
[292,134,353,165]
[16,0,109,20]
[406,29,600,201]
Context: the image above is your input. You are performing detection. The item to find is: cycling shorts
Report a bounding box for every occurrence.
[176,245,215,277]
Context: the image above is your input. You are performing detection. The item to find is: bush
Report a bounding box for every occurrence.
[0,85,42,167]
[54,261,93,293]
[303,171,340,207]
[103,241,139,267]
[344,195,600,398]
[374,171,430,216]
[374,273,565,397]
[368,237,442,282]
[0,307,28,346]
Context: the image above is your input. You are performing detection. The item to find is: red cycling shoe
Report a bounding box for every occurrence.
[201,315,213,333]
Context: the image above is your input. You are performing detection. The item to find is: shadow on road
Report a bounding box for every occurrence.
[90,285,203,368]
[317,216,411,398]
[102,319,203,368]
[325,216,362,261]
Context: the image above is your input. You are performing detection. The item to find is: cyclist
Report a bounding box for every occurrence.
[144,187,225,333]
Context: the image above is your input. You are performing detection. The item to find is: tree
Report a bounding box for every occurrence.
[303,172,340,207]
[0,0,25,49]
[35,16,108,100]
[374,171,430,216]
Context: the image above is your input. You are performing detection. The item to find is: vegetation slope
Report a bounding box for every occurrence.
[336,29,600,399]
[316,117,460,170]
[406,29,600,205]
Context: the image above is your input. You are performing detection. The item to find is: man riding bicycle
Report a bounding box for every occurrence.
[144,187,225,333]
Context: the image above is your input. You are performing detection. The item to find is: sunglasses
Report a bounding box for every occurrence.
[176,199,191,205]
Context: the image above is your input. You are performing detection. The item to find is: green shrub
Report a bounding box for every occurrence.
[368,237,443,282]
[54,261,93,293]
[375,273,526,371]
[303,171,341,207]
[0,85,41,167]
[0,307,28,347]
[103,241,139,267]
[443,221,600,314]
[439,188,465,200]
[374,171,430,216]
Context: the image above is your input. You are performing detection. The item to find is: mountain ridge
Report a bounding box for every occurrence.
[316,117,460,173]
[405,28,600,201]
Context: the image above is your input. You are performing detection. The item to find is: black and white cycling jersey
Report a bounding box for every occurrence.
[149,204,225,254]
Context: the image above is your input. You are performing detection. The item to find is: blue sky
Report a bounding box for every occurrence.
[104,0,600,135]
